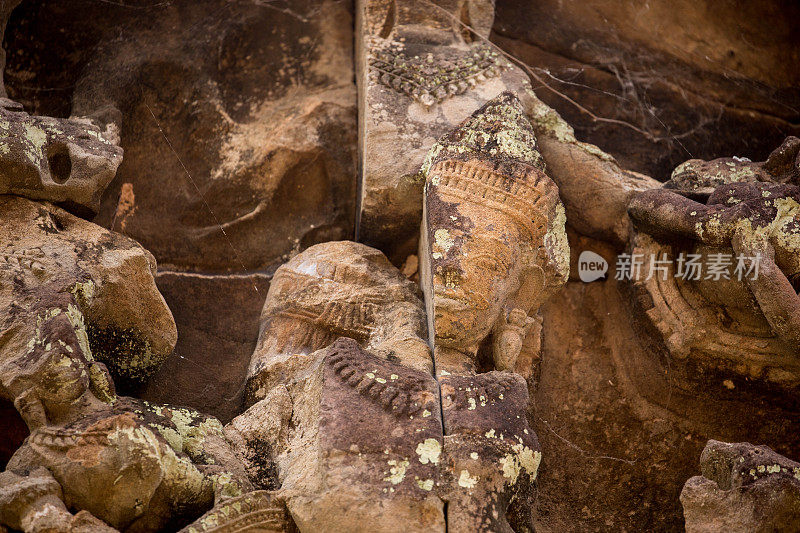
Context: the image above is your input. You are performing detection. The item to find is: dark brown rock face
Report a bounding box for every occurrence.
[493,0,800,180]
[6,0,357,272]
[140,271,271,423]
[532,278,800,531]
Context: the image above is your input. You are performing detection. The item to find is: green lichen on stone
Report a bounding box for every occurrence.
[69,280,95,308]
[86,323,164,385]
[734,196,800,251]
[22,123,47,165]
[544,203,571,280]
[422,93,544,174]
[524,87,613,162]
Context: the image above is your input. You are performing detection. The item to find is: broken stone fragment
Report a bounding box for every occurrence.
[178,490,296,533]
[681,440,800,532]
[246,240,431,404]
[241,338,446,532]
[0,99,122,217]
[420,92,569,374]
[627,181,800,396]
[0,196,176,389]
[0,295,253,532]
[664,136,800,200]
[440,372,540,532]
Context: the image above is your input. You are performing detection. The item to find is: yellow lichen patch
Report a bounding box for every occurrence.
[458,469,478,489]
[209,471,242,499]
[513,443,542,480]
[500,454,522,483]
[417,478,434,491]
[416,438,441,465]
[735,196,800,252]
[22,123,47,165]
[69,280,96,307]
[434,228,455,254]
[384,459,409,485]
[65,304,94,360]
[544,203,570,279]
[498,443,542,482]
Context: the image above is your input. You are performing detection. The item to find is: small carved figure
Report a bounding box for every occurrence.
[0,304,253,532]
[421,92,569,374]
[491,308,536,372]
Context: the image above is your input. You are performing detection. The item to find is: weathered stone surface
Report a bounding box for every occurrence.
[357,0,538,263]
[531,277,800,531]
[523,88,660,247]
[242,338,446,532]
[178,490,296,533]
[493,0,800,180]
[0,299,253,532]
[628,181,800,397]
[246,240,431,404]
[420,92,569,374]
[67,0,356,272]
[440,372,540,532]
[141,271,270,423]
[0,196,176,389]
[664,136,800,199]
[0,99,122,217]
[681,440,800,533]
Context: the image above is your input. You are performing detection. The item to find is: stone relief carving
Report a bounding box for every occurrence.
[421,92,569,374]
[357,0,536,263]
[627,178,800,394]
[0,0,797,531]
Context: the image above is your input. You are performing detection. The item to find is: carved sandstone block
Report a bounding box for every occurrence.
[246,240,431,404]
[0,99,121,217]
[0,301,252,532]
[627,181,800,398]
[420,92,569,374]
[241,338,447,532]
[357,0,535,262]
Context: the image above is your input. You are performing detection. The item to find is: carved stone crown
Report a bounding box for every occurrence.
[429,159,553,238]
[424,92,557,238]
